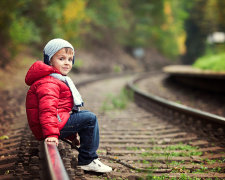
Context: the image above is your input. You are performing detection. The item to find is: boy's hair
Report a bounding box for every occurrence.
[64,47,74,55]
[43,38,75,65]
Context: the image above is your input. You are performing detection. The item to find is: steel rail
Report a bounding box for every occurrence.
[43,141,69,180]
[127,73,225,127]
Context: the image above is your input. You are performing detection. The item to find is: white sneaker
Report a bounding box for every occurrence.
[79,159,112,173]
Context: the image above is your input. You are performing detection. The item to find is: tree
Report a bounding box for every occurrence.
[182,0,225,64]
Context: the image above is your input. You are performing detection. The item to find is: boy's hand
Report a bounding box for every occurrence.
[45,137,59,146]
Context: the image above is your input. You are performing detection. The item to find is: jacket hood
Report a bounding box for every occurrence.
[25,61,59,86]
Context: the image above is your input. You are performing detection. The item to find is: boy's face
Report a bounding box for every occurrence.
[50,48,73,75]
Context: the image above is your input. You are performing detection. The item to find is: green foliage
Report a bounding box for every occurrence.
[9,17,40,45]
[139,150,202,157]
[113,65,122,73]
[72,59,84,73]
[126,147,140,151]
[179,174,193,180]
[74,59,84,69]
[85,0,129,47]
[124,0,165,48]
[183,0,225,64]
[101,88,133,112]
[162,143,198,151]
[193,53,225,71]
[145,174,169,180]
[0,0,67,67]
[87,0,128,29]
[0,135,9,140]
[123,0,191,58]
[0,0,223,67]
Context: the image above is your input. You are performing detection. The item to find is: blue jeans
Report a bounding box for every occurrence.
[59,110,99,165]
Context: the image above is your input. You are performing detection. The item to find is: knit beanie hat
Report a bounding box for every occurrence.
[43,38,75,65]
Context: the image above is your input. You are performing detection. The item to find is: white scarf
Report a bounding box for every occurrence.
[49,73,84,110]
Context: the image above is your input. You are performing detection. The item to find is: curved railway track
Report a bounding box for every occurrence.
[0,72,225,179]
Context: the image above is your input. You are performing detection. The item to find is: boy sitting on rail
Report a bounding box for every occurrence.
[25,38,112,173]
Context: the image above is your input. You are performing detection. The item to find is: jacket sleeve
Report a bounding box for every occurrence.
[36,81,60,139]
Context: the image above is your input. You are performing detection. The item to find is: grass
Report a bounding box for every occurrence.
[126,147,140,151]
[113,65,122,73]
[160,143,199,151]
[0,135,9,140]
[100,88,133,112]
[145,174,170,180]
[193,53,225,72]
[139,151,202,157]
[132,143,224,179]
[135,143,202,166]
[144,172,220,180]
[142,160,150,164]
[135,143,224,176]
[96,149,106,154]
[191,166,224,173]
[169,161,183,166]
[148,143,199,153]
[204,158,225,164]
[104,178,127,180]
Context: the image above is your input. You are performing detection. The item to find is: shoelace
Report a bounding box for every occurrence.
[93,159,102,167]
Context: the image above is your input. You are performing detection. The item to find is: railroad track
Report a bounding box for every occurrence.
[0,72,225,179]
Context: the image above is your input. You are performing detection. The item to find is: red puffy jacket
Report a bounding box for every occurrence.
[25,61,73,140]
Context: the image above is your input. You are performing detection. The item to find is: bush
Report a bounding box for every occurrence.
[193,53,225,71]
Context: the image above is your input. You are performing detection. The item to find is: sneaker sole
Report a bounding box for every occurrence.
[79,166,112,173]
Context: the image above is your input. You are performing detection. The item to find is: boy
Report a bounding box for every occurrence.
[25,38,112,173]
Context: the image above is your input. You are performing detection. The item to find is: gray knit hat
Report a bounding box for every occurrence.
[43,38,75,65]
